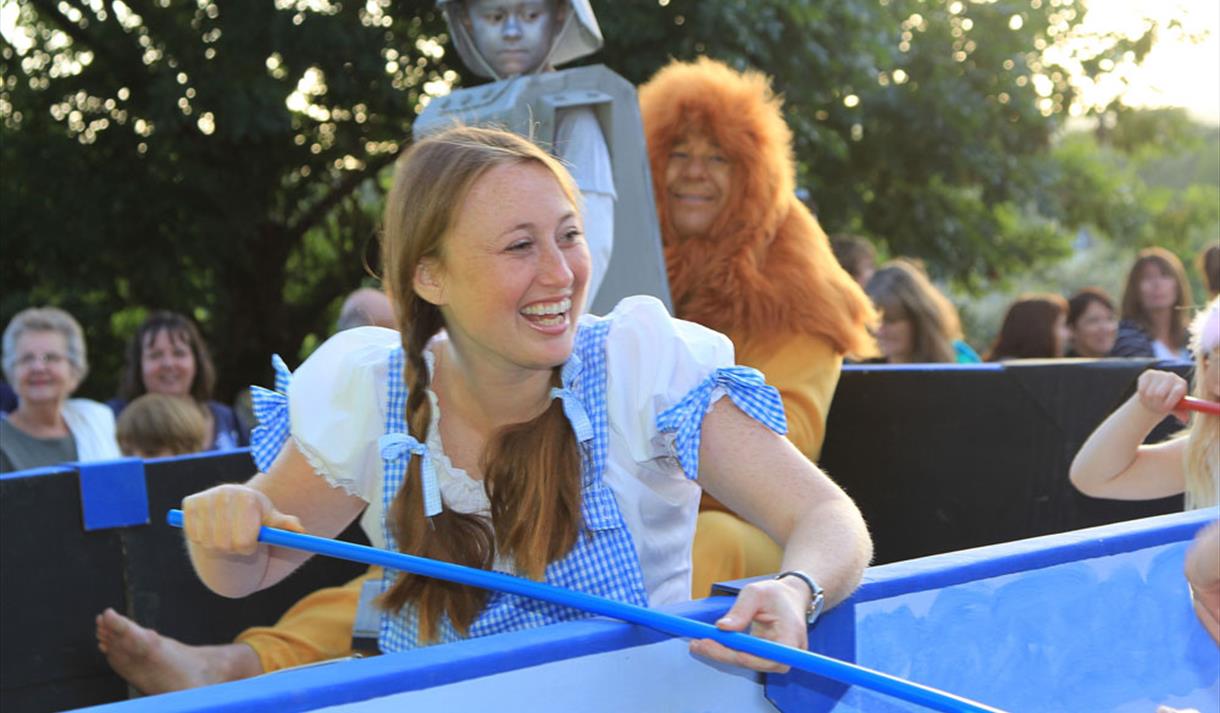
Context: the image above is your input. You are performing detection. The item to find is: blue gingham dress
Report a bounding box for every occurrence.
[378,319,653,651]
[249,304,788,654]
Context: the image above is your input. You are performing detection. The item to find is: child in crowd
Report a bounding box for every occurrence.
[116,393,208,458]
[1070,297,1219,509]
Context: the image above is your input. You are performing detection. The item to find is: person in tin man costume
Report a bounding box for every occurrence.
[418,0,670,314]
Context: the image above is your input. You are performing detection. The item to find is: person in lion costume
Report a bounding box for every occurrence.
[640,57,876,596]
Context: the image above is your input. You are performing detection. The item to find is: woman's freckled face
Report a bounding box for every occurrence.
[423,161,591,374]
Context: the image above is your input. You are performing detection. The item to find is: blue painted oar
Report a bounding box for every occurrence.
[167,509,1002,712]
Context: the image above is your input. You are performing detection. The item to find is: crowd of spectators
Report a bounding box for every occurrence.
[837,242,1219,365]
[0,291,386,474]
[3,242,1215,475]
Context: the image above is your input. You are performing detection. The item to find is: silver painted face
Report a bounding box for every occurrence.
[466,0,560,77]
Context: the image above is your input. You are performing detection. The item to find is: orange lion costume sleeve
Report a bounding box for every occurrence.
[640,58,877,596]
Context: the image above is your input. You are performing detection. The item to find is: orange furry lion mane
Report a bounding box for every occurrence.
[640,57,875,357]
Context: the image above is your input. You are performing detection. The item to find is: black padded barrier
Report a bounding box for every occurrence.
[0,467,129,712]
[0,450,368,713]
[820,358,1188,565]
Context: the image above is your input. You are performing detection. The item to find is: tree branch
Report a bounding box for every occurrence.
[28,0,147,92]
[284,148,402,242]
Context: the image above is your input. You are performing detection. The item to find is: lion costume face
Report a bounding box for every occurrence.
[639,58,875,357]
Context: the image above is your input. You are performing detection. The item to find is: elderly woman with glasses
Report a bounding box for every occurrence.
[1,307,120,473]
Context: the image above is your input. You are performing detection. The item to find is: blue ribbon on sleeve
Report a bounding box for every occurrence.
[250,355,293,473]
[656,366,787,478]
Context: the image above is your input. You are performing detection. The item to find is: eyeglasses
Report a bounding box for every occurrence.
[14,352,69,368]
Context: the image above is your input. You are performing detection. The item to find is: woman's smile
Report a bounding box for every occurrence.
[520,297,572,332]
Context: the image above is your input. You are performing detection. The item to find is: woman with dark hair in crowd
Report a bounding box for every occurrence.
[986,293,1071,361]
[1065,288,1118,358]
[1112,247,1194,359]
[1,307,121,472]
[109,311,247,450]
[864,259,980,364]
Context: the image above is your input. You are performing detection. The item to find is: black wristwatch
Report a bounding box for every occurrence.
[775,570,825,626]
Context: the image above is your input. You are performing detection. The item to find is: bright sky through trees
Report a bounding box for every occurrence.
[1069,0,1219,124]
[2,0,1215,122]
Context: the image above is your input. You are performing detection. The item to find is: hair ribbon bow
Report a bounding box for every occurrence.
[379,432,442,518]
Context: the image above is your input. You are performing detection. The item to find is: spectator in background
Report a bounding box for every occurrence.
[109,311,247,450]
[1199,244,1220,301]
[830,234,876,289]
[864,258,980,364]
[116,393,208,459]
[986,293,1070,361]
[337,287,396,331]
[1,307,120,473]
[1065,288,1119,358]
[1112,247,1194,359]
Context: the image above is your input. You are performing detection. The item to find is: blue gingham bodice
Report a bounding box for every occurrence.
[377,319,653,652]
[246,298,790,653]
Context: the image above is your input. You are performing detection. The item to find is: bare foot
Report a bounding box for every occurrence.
[95,608,262,695]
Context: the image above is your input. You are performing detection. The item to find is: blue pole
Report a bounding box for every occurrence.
[167,509,1002,712]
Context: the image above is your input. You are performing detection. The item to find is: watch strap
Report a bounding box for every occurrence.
[775,569,825,626]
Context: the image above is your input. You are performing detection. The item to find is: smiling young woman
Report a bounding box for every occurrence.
[174,126,871,670]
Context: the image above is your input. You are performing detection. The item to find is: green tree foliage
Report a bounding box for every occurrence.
[1,0,467,399]
[0,0,1204,400]
[598,0,1186,289]
[953,112,1219,349]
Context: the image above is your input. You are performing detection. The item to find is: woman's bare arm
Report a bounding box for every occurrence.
[692,399,872,672]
